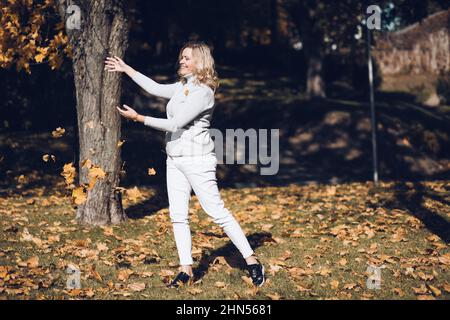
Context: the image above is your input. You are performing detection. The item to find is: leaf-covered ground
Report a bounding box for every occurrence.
[1,180,449,300]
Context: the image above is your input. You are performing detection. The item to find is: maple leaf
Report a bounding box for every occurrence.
[72,187,87,205]
[96,242,108,252]
[127,282,146,292]
[20,227,43,246]
[214,281,227,288]
[117,269,134,282]
[51,127,65,138]
[426,284,441,297]
[61,162,76,187]
[87,166,106,190]
[26,256,39,268]
[126,186,143,202]
[42,154,55,162]
[330,280,339,290]
[159,270,175,278]
[187,288,203,295]
[266,293,282,300]
[241,275,254,287]
[117,140,125,148]
[438,252,450,266]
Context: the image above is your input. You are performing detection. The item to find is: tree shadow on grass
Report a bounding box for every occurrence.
[374,181,450,243]
[1,70,450,195]
[124,186,168,219]
[192,232,275,281]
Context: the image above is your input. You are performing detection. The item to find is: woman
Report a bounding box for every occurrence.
[104,41,265,288]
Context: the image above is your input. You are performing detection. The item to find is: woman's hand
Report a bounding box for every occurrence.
[105,56,128,73]
[116,104,139,121]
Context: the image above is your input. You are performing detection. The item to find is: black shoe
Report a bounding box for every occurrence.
[167,272,192,288]
[247,262,265,287]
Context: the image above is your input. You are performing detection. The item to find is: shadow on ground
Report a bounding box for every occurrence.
[1,68,449,196]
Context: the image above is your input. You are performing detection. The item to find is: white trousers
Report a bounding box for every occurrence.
[166,152,255,265]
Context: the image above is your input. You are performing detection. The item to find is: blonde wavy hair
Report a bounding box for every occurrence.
[177,41,219,92]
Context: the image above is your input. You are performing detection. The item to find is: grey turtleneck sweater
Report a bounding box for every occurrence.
[130,71,216,156]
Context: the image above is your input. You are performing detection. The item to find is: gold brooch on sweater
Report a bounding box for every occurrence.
[184,89,189,96]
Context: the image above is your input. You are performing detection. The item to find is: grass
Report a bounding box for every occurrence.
[1,180,449,300]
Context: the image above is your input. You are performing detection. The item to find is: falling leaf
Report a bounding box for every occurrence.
[117,140,125,148]
[81,159,93,169]
[72,187,87,205]
[61,162,76,186]
[35,52,46,63]
[52,127,65,138]
[88,166,106,190]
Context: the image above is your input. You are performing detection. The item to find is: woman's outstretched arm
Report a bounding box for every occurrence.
[143,87,212,132]
[105,56,180,99]
[128,70,181,99]
[116,87,213,133]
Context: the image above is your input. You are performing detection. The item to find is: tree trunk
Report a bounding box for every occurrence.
[270,0,279,46]
[57,0,128,225]
[306,50,326,99]
[290,1,326,100]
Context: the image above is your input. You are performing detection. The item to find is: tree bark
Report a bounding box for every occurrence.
[305,49,326,99]
[290,1,326,99]
[270,0,279,47]
[57,0,128,225]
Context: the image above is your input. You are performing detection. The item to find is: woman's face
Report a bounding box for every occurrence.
[179,47,196,76]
